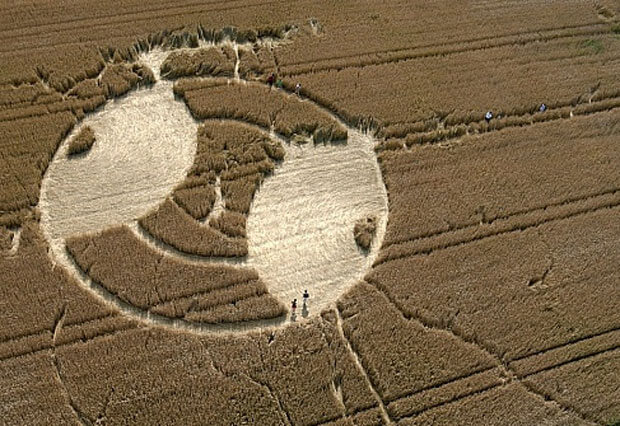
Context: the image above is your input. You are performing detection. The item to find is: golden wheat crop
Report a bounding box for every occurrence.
[160,47,235,79]
[205,315,382,424]
[0,221,115,342]
[378,109,620,247]
[139,199,248,257]
[1,3,619,424]
[66,224,287,323]
[337,282,496,403]
[400,384,579,425]
[353,215,377,251]
[287,33,620,130]
[369,209,619,363]
[184,294,285,323]
[150,279,266,318]
[0,227,12,251]
[66,126,95,156]
[175,78,348,142]
[521,349,619,424]
[208,210,247,238]
[139,121,287,255]
[172,181,217,220]
[0,112,76,226]
[100,63,154,97]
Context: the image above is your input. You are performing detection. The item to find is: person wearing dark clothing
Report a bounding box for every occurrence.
[267,73,275,87]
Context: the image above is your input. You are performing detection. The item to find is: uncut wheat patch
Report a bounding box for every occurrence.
[175,79,348,142]
[66,126,95,156]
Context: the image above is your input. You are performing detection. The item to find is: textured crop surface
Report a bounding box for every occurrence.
[66,125,96,155]
[66,225,286,324]
[1,0,619,425]
[139,120,286,257]
[175,78,349,142]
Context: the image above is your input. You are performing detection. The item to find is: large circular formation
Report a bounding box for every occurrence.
[40,47,388,334]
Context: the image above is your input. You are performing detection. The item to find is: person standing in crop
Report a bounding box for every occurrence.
[295,83,302,96]
[267,73,275,87]
[302,289,309,306]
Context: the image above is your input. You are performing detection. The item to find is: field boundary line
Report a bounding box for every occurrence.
[281,25,610,76]
[0,0,264,37]
[396,381,505,420]
[205,346,293,426]
[0,328,49,346]
[377,92,620,145]
[49,305,91,425]
[282,22,606,69]
[0,321,139,364]
[367,303,620,410]
[380,99,620,148]
[520,346,620,379]
[375,194,620,266]
[147,278,262,309]
[0,312,117,346]
[257,347,295,426]
[0,95,104,123]
[0,0,285,55]
[241,371,293,426]
[511,326,620,364]
[63,312,118,329]
[334,308,393,424]
[381,188,620,250]
[366,281,602,424]
[395,346,619,422]
[384,366,499,406]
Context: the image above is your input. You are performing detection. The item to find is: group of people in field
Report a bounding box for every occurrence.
[266,72,302,96]
[290,289,310,320]
[484,103,547,123]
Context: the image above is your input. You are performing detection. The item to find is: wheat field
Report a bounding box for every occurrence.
[0,0,619,425]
